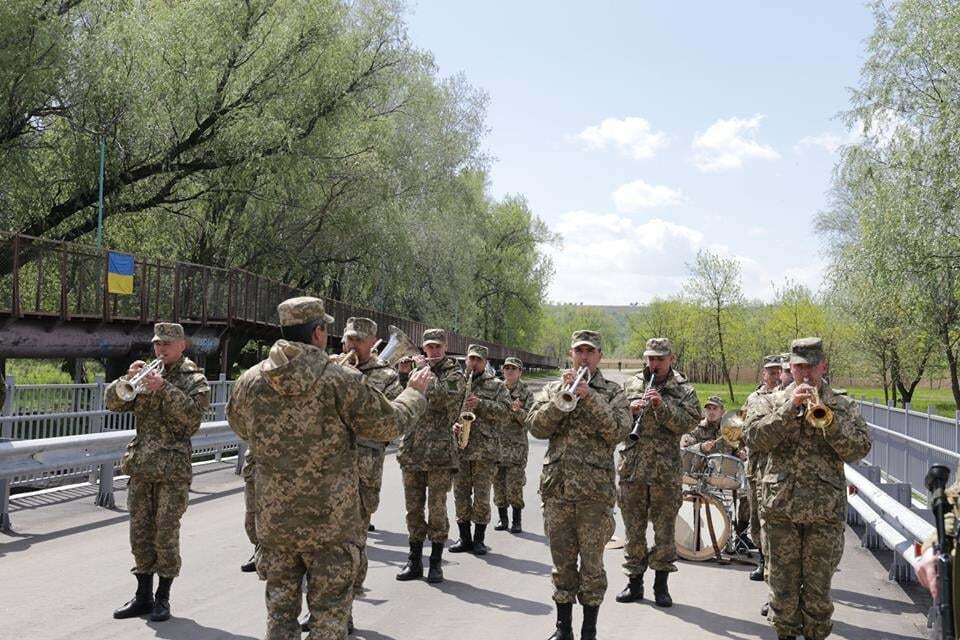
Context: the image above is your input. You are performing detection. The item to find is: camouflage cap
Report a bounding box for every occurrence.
[152,322,185,343]
[763,354,782,369]
[343,317,377,340]
[422,328,446,346]
[643,337,672,357]
[704,395,725,409]
[277,296,335,327]
[780,352,792,370]
[790,337,825,365]
[503,356,523,369]
[570,330,602,351]
[466,344,489,360]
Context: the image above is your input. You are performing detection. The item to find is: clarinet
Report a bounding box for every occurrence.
[628,370,657,442]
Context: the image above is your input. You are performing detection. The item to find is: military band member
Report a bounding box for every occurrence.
[744,338,871,640]
[616,338,700,608]
[493,356,532,534]
[226,297,432,640]
[527,330,631,640]
[681,395,750,544]
[395,329,465,584]
[106,323,211,623]
[342,318,404,599]
[450,345,511,555]
[744,354,785,582]
[780,352,794,387]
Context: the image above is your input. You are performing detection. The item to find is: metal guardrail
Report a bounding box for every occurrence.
[0,420,242,531]
[1,374,233,442]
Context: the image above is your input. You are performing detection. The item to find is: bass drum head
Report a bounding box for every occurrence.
[675,492,731,562]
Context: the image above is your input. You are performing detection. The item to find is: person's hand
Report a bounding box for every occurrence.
[630,399,644,416]
[575,379,590,400]
[737,449,748,461]
[916,546,939,599]
[397,359,413,374]
[452,422,462,438]
[703,440,716,453]
[142,371,164,393]
[465,395,480,411]
[407,367,434,393]
[413,355,429,369]
[561,369,576,386]
[643,387,663,408]
[511,399,523,412]
[127,360,146,377]
[792,383,815,408]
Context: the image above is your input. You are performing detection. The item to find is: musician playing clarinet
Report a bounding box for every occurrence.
[616,337,700,608]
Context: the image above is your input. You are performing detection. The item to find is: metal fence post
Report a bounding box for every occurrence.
[91,375,105,434]
[215,373,227,421]
[95,461,116,508]
[1,375,13,440]
[0,476,10,531]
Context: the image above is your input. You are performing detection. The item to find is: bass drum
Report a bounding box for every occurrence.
[675,491,731,562]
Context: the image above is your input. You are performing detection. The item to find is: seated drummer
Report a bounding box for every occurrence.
[680,396,746,460]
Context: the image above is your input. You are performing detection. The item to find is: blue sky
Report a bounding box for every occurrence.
[406,2,875,304]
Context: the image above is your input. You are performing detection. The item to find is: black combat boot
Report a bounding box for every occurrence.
[113,573,154,619]
[494,507,509,530]
[581,604,599,640]
[653,570,672,607]
[449,521,474,553]
[300,612,311,632]
[761,602,770,617]
[472,523,488,555]
[615,575,643,603]
[547,602,574,640]
[510,507,523,533]
[396,541,424,580]
[150,576,173,621]
[368,523,375,531]
[427,542,444,583]
[241,547,257,573]
[347,615,355,634]
[750,553,764,581]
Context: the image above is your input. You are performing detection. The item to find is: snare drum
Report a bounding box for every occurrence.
[705,454,744,490]
[680,447,707,485]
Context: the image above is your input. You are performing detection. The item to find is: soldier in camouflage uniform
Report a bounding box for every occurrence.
[744,354,785,582]
[680,395,750,542]
[616,337,701,608]
[744,338,871,640]
[226,297,432,640]
[395,328,465,584]
[780,352,794,387]
[240,450,259,573]
[527,330,631,640]
[106,322,210,623]
[493,356,532,534]
[450,344,511,555]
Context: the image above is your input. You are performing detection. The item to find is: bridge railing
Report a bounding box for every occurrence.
[1,374,233,442]
[0,420,241,531]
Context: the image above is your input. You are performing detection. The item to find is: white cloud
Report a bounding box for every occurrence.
[573,116,669,160]
[612,179,686,212]
[794,131,859,154]
[692,115,780,172]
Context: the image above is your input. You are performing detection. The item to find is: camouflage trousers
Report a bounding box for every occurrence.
[402,468,454,543]
[748,476,762,551]
[354,446,385,597]
[454,459,496,524]
[493,464,526,509]
[733,489,751,535]
[244,473,258,546]
[543,498,615,606]
[618,480,682,575]
[257,543,359,640]
[127,477,190,578]
[764,519,844,640]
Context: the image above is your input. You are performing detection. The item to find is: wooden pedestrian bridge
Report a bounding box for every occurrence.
[0,231,556,374]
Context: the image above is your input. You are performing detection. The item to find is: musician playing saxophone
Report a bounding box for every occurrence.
[450,344,511,556]
[105,322,210,623]
[616,337,700,608]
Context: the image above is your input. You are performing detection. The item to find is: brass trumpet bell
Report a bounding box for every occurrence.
[719,410,745,446]
[805,385,834,433]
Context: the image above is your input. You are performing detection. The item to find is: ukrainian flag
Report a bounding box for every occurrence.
[107,251,134,295]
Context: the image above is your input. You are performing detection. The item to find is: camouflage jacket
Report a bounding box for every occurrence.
[397,356,465,471]
[527,370,631,507]
[500,379,533,466]
[680,418,742,458]
[743,382,872,524]
[226,340,426,550]
[618,368,701,484]
[105,356,210,483]
[459,369,511,463]
[742,385,778,479]
[355,355,405,452]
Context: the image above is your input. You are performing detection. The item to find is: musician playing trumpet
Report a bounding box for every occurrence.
[450,344,511,556]
[527,330,631,640]
[105,323,210,623]
[617,338,700,608]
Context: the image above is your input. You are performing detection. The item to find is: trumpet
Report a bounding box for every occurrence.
[334,349,359,367]
[458,370,476,450]
[554,366,590,413]
[720,410,746,446]
[803,377,834,433]
[116,359,165,402]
